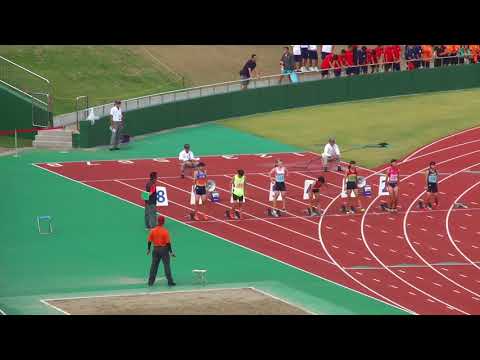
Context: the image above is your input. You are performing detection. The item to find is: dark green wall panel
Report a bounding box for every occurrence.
[78,64,480,148]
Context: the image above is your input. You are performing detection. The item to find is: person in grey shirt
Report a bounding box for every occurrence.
[109,100,124,151]
[279,46,296,84]
[145,172,158,230]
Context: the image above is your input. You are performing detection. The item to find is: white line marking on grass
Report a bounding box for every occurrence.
[250,287,317,315]
[0,309,6,315]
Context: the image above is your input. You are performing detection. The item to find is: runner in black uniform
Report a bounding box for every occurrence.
[419,161,439,210]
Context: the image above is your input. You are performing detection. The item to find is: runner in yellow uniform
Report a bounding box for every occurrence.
[227,169,247,220]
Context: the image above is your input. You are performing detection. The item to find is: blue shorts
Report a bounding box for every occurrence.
[308,50,318,60]
[195,186,207,195]
[301,47,309,59]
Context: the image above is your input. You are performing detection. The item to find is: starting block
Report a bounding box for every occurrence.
[209,191,220,202]
[363,185,372,196]
[378,176,389,196]
[37,216,53,234]
[192,269,208,286]
[303,180,315,200]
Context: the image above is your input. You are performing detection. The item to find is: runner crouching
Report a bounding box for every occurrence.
[307,176,327,216]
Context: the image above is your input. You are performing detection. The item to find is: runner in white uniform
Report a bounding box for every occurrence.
[269,160,288,217]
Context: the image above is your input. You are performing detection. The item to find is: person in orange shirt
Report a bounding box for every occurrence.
[421,45,433,68]
[469,45,480,64]
[147,215,176,287]
[446,45,460,65]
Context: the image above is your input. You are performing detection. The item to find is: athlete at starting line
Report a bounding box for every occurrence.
[306,176,327,216]
[418,161,440,210]
[268,159,288,217]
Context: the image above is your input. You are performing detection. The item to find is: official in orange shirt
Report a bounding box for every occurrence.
[147,215,176,287]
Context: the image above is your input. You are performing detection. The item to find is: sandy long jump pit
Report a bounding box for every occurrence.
[43,287,313,315]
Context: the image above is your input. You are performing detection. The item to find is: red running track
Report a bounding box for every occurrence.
[34,130,480,314]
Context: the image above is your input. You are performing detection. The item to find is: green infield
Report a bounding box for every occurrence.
[219,88,480,168]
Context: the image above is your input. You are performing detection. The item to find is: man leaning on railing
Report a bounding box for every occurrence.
[239,54,259,90]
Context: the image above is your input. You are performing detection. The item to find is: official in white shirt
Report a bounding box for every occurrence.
[110,100,124,151]
[179,144,199,178]
[322,138,342,172]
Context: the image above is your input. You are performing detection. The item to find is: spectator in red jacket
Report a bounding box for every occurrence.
[375,45,384,72]
[331,55,342,77]
[320,52,334,78]
[343,47,354,76]
[392,45,402,71]
[383,45,395,72]
[367,47,378,73]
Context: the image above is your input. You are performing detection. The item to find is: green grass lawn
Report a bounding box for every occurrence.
[0,46,184,115]
[0,136,32,148]
[219,88,480,168]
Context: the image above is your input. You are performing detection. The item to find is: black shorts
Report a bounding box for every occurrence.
[312,188,320,193]
[195,186,207,195]
[294,55,302,63]
[388,182,397,189]
[301,47,309,59]
[273,182,286,192]
[232,193,244,202]
[346,181,357,190]
[308,50,318,60]
[427,183,438,193]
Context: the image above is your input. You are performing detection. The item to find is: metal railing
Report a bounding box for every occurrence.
[54,53,479,128]
[0,55,52,108]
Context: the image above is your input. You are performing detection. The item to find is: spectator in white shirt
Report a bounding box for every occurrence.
[179,144,199,178]
[322,138,342,172]
[291,45,302,71]
[321,45,335,60]
[110,100,124,151]
[308,45,319,71]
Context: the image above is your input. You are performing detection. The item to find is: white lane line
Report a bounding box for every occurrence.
[397,235,405,240]
[473,297,480,301]
[427,299,436,303]
[416,276,424,280]
[459,274,468,278]
[437,234,444,238]
[465,214,473,217]
[471,202,479,205]
[433,283,442,287]
[408,182,416,186]
[406,255,415,259]
[326,226,333,230]
[332,245,339,249]
[430,247,438,251]
[373,243,380,247]
[459,226,468,230]
[389,285,399,289]
[427,215,434,219]
[408,292,416,296]
[118,180,335,266]
[413,241,421,245]
[355,272,363,276]
[454,240,461,243]
[388,217,396,221]
[381,230,389,234]
[348,251,356,255]
[398,270,406,274]
[365,224,372,228]
[364,257,372,261]
[472,245,479,249]
[389,249,397,253]
[292,153,305,157]
[357,237,363,241]
[441,268,449,272]
[402,193,410,197]
[440,191,447,195]
[403,158,480,304]
[160,178,326,247]
[341,232,348,236]
[420,228,427,232]
[373,278,381,283]
[453,290,461,294]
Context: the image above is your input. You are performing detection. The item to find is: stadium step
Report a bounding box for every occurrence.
[33,129,73,149]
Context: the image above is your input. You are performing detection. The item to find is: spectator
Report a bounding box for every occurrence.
[458,45,470,64]
[321,45,334,60]
[433,45,447,67]
[375,45,384,72]
[421,45,433,68]
[383,45,394,72]
[470,45,480,64]
[308,45,319,71]
[320,52,334,78]
[109,100,124,151]
[300,45,309,72]
[358,46,368,74]
[351,45,360,75]
[332,55,342,77]
[291,45,302,71]
[412,45,422,68]
[279,46,296,84]
[367,47,378,73]
[405,45,415,71]
[343,47,354,76]
[447,45,460,65]
[392,45,402,71]
[239,54,258,90]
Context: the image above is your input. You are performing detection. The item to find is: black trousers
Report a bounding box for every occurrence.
[148,246,174,286]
